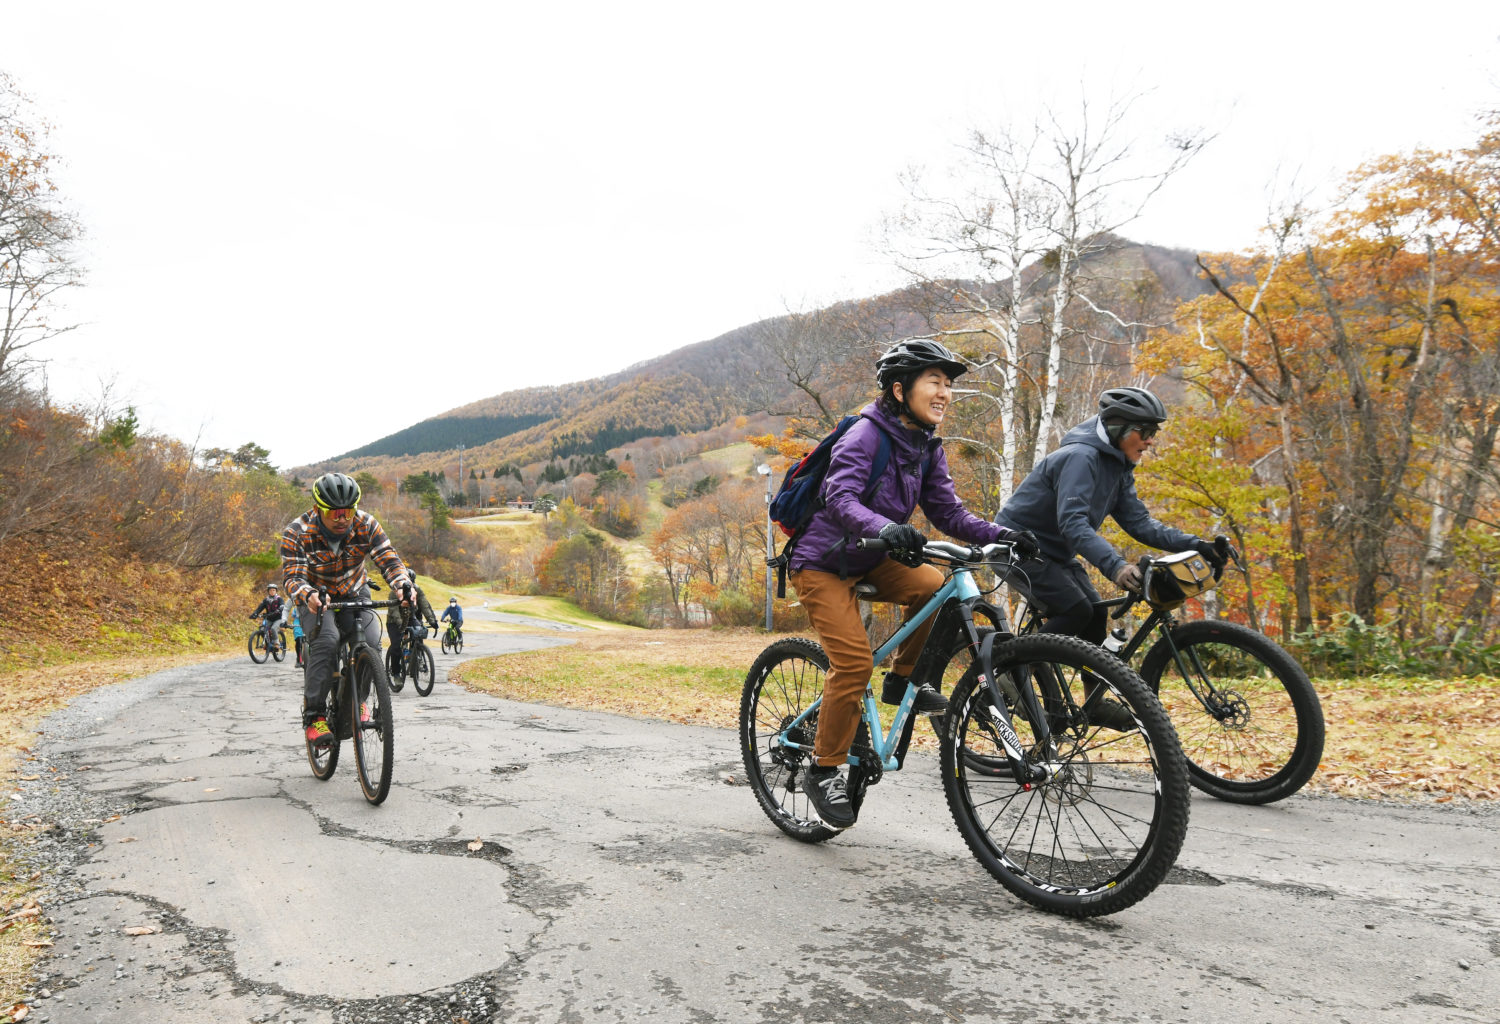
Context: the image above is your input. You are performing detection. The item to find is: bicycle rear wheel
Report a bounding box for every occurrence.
[386,646,406,692]
[940,633,1190,917]
[1140,620,1325,804]
[306,697,339,780]
[248,631,268,664]
[351,648,395,805]
[411,644,436,696]
[739,638,839,844]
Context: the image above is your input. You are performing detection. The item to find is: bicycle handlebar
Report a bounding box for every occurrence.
[856,537,1018,564]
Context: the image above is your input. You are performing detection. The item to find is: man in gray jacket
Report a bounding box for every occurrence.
[997,386,1225,728]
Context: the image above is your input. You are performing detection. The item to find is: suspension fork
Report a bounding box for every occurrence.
[954,594,1050,785]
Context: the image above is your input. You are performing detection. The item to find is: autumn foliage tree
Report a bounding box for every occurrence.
[1138,110,1500,648]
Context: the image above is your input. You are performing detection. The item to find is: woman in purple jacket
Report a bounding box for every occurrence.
[790,339,1037,829]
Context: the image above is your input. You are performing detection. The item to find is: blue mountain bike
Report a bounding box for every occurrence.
[740,539,1191,917]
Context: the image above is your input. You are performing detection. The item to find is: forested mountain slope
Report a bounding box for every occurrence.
[295,237,1210,480]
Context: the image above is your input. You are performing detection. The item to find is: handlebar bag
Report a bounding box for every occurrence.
[1146,550,1215,610]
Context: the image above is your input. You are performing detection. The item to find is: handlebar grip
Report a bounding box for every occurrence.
[856,537,890,551]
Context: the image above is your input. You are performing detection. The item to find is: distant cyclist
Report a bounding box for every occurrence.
[281,473,416,747]
[789,339,1037,830]
[387,576,439,663]
[996,386,1226,729]
[439,597,464,644]
[248,584,285,654]
[290,596,307,668]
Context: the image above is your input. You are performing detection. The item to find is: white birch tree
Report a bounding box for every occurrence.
[886,89,1208,497]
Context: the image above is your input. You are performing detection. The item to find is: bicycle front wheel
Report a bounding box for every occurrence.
[441,633,454,655]
[411,644,436,696]
[248,631,269,664]
[271,632,287,663]
[1140,620,1325,805]
[940,633,1190,917]
[739,638,839,844]
[351,648,395,805]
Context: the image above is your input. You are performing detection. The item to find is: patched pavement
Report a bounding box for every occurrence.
[10,627,1500,1023]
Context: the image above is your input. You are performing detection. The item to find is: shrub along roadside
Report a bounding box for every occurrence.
[0,545,255,1010]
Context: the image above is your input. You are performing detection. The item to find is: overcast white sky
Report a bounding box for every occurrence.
[4,1,1498,468]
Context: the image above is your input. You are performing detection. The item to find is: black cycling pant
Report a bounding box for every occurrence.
[1017,556,1108,646]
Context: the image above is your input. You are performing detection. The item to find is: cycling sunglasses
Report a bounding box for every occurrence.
[322,506,357,520]
[1131,423,1160,441]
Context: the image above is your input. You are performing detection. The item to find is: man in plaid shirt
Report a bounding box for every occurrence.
[281,472,416,746]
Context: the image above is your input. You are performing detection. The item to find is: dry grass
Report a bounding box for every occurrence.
[453,629,1500,802]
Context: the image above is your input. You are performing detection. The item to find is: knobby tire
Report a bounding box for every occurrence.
[411,644,436,696]
[939,632,1190,917]
[248,631,269,664]
[1139,620,1324,805]
[739,638,839,844]
[351,648,395,805]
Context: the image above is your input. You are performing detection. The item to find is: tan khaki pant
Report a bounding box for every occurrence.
[790,560,944,767]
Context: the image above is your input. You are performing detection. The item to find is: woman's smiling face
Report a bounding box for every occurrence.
[895,367,953,428]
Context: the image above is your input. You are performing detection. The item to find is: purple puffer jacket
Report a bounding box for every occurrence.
[788,401,1005,577]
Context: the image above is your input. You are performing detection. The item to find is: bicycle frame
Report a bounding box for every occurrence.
[776,543,1050,783]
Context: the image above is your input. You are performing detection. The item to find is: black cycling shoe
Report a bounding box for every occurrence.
[880,671,910,705]
[1087,696,1138,732]
[801,765,856,829]
[881,672,946,715]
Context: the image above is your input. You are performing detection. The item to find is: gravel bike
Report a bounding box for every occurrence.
[248,619,286,664]
[740,539,1190,918]
[305,586,401,805]
[386,622,437,696]
[1004,543,1325,805]
[440,619,464,655]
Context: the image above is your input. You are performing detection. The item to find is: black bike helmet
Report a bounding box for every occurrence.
[312,472,362,513]
[1098,386,1167,424]
[875,339,967,390]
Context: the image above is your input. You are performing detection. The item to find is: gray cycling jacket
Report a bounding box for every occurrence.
[997,416,1199,581]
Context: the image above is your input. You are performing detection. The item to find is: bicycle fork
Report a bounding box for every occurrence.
[945,580,1052,787]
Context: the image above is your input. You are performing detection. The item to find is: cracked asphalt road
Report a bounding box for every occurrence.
[10,628,1500,1023]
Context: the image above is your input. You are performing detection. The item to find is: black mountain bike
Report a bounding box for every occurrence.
[1006,543,1325,805]
[441,619,464,654]
[248,619,286,664]
[305,586,402,805]
[387,622,437,697]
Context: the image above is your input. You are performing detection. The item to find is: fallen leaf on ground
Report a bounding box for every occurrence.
[122,925,158,936]
[467,839,484,852]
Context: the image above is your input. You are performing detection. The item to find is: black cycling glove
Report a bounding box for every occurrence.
[1194,536,1229,580]
[879,522,928,567]
[1003,528,1041,561]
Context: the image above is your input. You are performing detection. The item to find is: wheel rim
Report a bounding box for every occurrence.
[1157,638,1300,788]
[744,649,827,832]
[951,653,1168,896]
[351,655,393,802]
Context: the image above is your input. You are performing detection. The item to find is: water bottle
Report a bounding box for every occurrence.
[1103,628,1128,654]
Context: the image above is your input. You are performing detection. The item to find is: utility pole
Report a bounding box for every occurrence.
[757,463,774,631]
